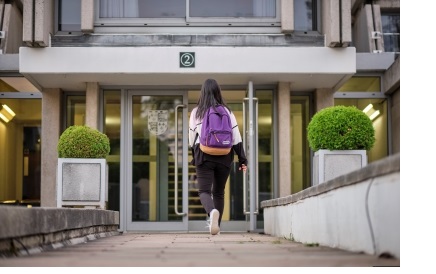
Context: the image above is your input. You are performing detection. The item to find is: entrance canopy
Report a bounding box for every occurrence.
[20,46,356,91]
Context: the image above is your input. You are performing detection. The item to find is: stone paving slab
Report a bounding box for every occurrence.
[0,232,400,267]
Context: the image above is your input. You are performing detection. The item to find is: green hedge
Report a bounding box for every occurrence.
[57,125,110,158]
[307,105,375,151]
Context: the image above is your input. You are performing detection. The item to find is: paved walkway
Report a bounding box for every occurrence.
[0,232,400,267]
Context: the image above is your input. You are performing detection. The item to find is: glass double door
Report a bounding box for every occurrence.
[124,89,260,232]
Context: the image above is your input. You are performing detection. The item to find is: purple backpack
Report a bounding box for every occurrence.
[199,105,233,155]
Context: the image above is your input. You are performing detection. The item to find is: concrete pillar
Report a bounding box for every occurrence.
[85,82,100,129]
[353,4,383,53]
[280,0,293,33]
[81,0,94,33]
[315,88,335,113]
[341,0,352,47]
[371,4,384,52]
[278,82,291,197]
[40,88,61,207]
[1,3,24,54]
[323,0,340,47]
[22,0,35,46]
[323,0,352,47]
[34,0,54,47]
[390,89,400,154]
[383,56,400,154]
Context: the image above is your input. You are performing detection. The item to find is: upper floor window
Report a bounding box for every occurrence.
[294,0,320,31]
[99,0,185,18]
[58,0,81,32]
[97,0,279,26]
[337,76,381,93]
[381,13,400,53]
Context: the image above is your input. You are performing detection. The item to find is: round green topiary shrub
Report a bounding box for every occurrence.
[307,105,375,151]
[57,125,110,158]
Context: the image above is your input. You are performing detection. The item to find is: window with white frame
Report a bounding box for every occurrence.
[96,0,279,26]
[57,0,322,32]
[99,0,185,18]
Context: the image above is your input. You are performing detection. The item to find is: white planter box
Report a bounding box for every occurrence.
[57,158,108,209]
[313,150,367,185]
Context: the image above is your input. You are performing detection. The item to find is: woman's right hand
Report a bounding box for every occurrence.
[239,164,247,172]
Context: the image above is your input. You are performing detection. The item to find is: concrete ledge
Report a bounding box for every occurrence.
[261,153,400,208]
[356,52,396,71]
[0,54,19,71]
[51,33,325,47]
[0,207,120,257]
[261,153,400,259]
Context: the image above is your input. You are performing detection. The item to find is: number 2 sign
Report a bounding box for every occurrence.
[180,52,195,68]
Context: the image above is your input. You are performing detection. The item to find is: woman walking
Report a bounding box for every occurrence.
[189,79,247,235]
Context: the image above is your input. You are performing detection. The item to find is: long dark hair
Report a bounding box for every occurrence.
[195,78,231,119]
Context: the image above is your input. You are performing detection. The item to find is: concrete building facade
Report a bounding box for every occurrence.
[0,0,400,233]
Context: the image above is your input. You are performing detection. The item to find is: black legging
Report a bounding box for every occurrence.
[195,161,231,226]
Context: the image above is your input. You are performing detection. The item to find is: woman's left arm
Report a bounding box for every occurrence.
[230,112,248,168]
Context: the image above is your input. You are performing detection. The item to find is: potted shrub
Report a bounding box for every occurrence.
[56,125,111,209]
[307,105,375,185]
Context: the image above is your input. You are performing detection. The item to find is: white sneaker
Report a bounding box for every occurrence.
[209,209,220,235]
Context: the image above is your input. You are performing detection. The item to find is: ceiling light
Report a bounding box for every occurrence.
[369,110,380,121]
[0,112,10,123]
[362,104,373,114]
[0,104,16,123]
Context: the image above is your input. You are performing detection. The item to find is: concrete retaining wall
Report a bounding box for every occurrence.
[0,207,119,257]
[261,153,400,259]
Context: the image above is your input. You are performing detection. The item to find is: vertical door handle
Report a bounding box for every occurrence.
[243,98,259,215]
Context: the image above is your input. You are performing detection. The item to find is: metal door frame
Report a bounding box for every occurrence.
[244,81,260,232]
[122,89,189,232]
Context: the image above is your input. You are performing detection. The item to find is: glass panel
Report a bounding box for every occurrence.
[291,96,311,192]
[187,88,273,230]
[58,0,81,31]
[382,14,400,53]
[187,90,248,222]
[186,97,203,221]
[22,126,41,203]
[294,0,318,31]
[132,95,183,222]
[227,102,245,221]
[100,0,185,18]
[0,99,42,206]
[338,77,381,92]
[99,0,277,19]
[186,100,245,221]
[66,95,86,126]
[334,98,388,163]
[103,91,121,212]
[255,90,274,228]
[190,0,276,17]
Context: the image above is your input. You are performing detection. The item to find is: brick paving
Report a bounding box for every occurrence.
[0,232,400,267]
